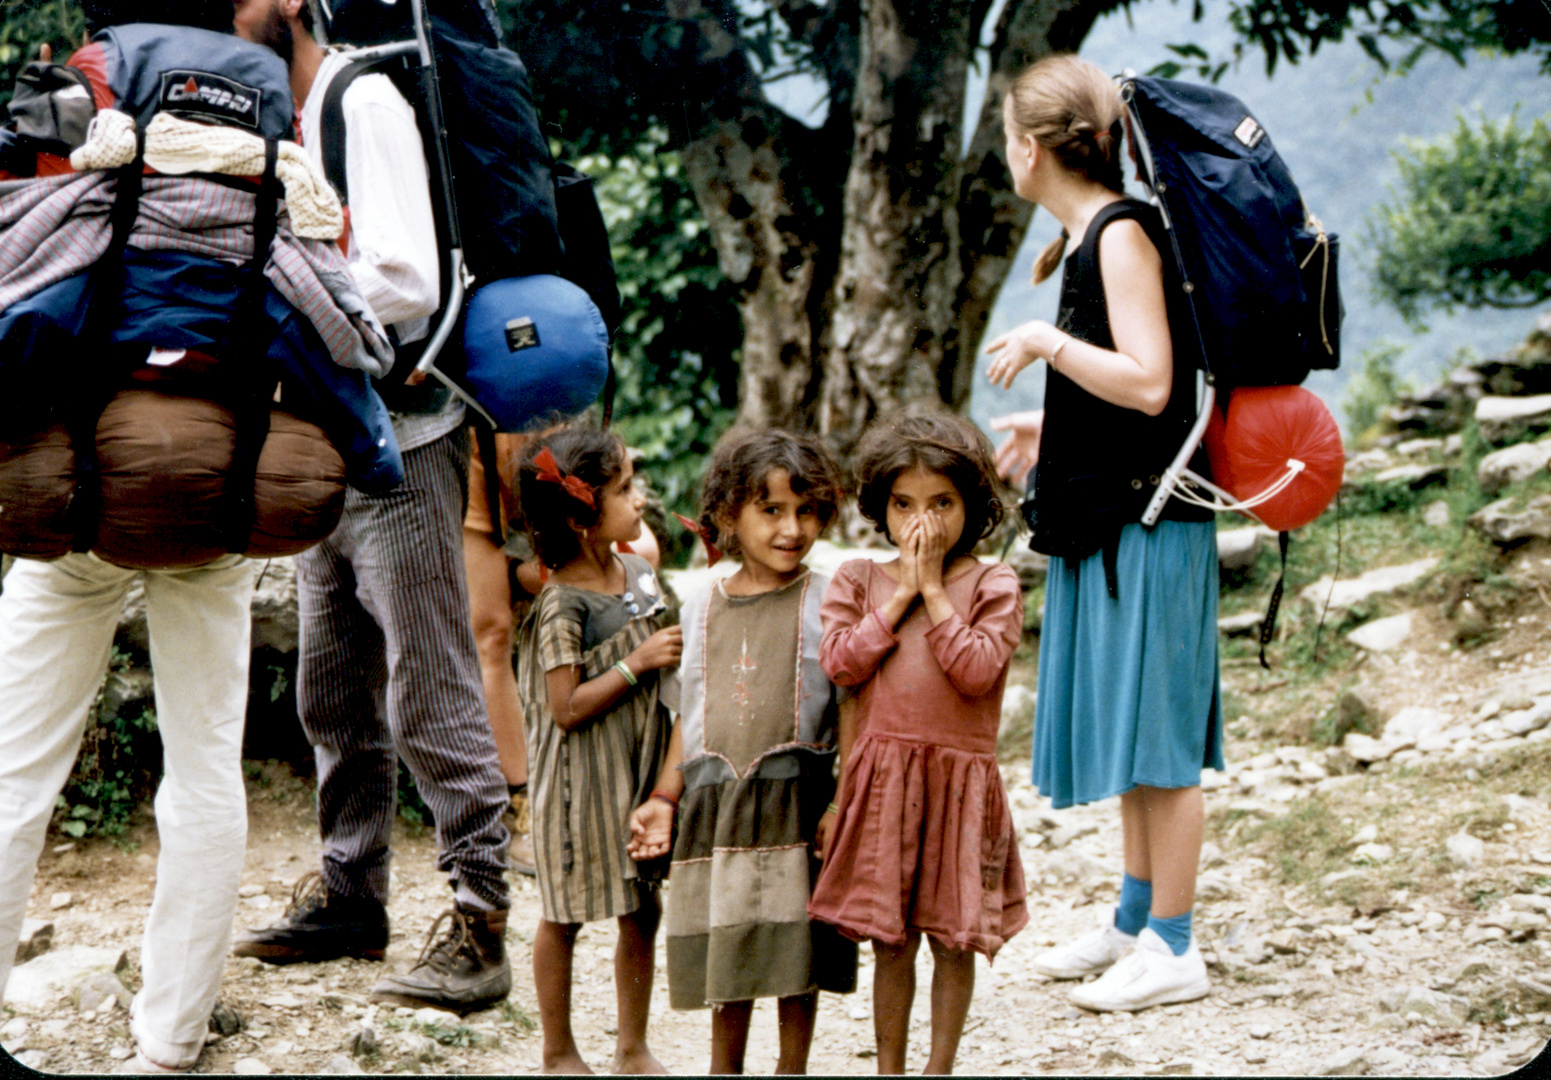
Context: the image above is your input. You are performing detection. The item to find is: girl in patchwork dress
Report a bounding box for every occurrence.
[628,429,857,1075]
[514,426,680,1075]
[807,411,1027,1076]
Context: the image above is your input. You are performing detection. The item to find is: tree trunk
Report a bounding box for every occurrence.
[512,0,1120,448]
[816,1,979,453]
[718,0,1120,453]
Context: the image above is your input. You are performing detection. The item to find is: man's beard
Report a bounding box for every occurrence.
[257,2,294,63]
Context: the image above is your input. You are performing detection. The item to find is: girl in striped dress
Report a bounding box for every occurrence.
[514,427,680,1074]
[628,429,857,1075]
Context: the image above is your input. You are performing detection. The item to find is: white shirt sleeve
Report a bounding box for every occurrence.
[340,75,440,331]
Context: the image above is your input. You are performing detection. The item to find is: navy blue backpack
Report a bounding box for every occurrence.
[1120,77,1343,398]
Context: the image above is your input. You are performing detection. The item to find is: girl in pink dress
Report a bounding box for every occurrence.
[808,411,1028,1075]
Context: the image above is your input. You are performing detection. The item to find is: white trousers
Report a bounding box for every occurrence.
[0,553,255,1069]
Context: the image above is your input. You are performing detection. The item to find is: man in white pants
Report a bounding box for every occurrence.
[0,556,255,1073]
[0,2,284,1071]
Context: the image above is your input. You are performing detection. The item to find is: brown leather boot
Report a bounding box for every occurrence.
[367,906,511,1015]
[231,871,388,964]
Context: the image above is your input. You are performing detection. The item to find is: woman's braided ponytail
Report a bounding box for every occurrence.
[1008,55,1126,284]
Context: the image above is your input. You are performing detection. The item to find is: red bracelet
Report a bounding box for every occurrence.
[650,790,679,809]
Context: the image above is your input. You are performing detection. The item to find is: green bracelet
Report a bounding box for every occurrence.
[826,802,839,815]
[614,660,638,686]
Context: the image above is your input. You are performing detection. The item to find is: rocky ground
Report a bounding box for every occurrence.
[5,619,1551,1076]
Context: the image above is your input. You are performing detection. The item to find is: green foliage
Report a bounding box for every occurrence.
[0,0,84,108]
[54,647,162,840]
[1370,111,1551,325]
[576,132,741,558]
[1341,342,1409,446]
[1162,0,1551,80]
[397,760,431,830]
[499,1001,539,1032]
[418,1021,479,1048]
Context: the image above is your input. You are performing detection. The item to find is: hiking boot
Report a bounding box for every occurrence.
[504,789,537,878]
[231,871,388,965]
[367,905,511,1015]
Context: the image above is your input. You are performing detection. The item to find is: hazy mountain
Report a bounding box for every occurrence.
[967,1,1551,433]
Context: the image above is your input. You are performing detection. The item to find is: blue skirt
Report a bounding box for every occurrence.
[1032,519,1225,809]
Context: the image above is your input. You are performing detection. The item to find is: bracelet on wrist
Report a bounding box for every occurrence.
[614,660,638,686]
[650,789,679,809]
[1049,333,1072,369]
[826,802,839,815]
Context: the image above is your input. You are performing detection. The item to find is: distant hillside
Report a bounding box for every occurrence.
[967,1,1551,434]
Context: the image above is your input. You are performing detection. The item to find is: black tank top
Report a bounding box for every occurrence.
[1026,199,1212,581]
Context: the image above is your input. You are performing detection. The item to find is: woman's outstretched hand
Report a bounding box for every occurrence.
[985,320,1063,389]
[989,410,1045,487]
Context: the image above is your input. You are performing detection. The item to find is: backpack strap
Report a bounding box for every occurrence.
[473,419,505,548]
[219,138,283,553]
[318,56,389,206]
[70,126,148,553]
[1258,530,1290,670]
[318,53,450,409]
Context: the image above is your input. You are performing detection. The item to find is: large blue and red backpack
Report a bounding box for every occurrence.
[0,25,371,569]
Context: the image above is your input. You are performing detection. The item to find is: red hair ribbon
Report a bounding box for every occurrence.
[674,512,723,568]
[533,446,596,510]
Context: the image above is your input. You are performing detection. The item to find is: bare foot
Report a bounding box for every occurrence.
[541,1051,593,1075]
[612,1046,667,1075]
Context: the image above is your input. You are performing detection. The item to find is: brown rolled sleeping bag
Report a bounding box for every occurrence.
[0,388,346,570]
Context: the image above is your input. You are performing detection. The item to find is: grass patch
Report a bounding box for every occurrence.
[1231,969,1280,984]
[1023,583,1044,635]
[1213,795,1349,888]
[418,1020,480,1048]
[499,1001,539,1033]
[1477,740,1551,798]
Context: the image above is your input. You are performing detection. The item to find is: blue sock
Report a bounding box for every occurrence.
[1114,874,1152,936]
[1147,910,1194,956]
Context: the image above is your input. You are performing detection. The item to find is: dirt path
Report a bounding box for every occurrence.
[7,542,1551,1075]
[4,728,1549,1077]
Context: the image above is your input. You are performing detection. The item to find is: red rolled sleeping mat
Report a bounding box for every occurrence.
[0,388,346,570]
[1203,384,1345,532]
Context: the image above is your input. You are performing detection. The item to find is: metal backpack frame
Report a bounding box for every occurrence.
[311,0,496,426]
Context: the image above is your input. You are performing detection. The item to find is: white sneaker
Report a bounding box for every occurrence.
[1069,927,1210,1012]
[1033,909,1138,980]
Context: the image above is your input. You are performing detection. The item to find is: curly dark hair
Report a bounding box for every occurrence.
[515,425,627,569]
[853,410,1009,560]
[697,428,845,560]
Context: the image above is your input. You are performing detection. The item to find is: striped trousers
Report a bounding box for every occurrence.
[295,429,509,909]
